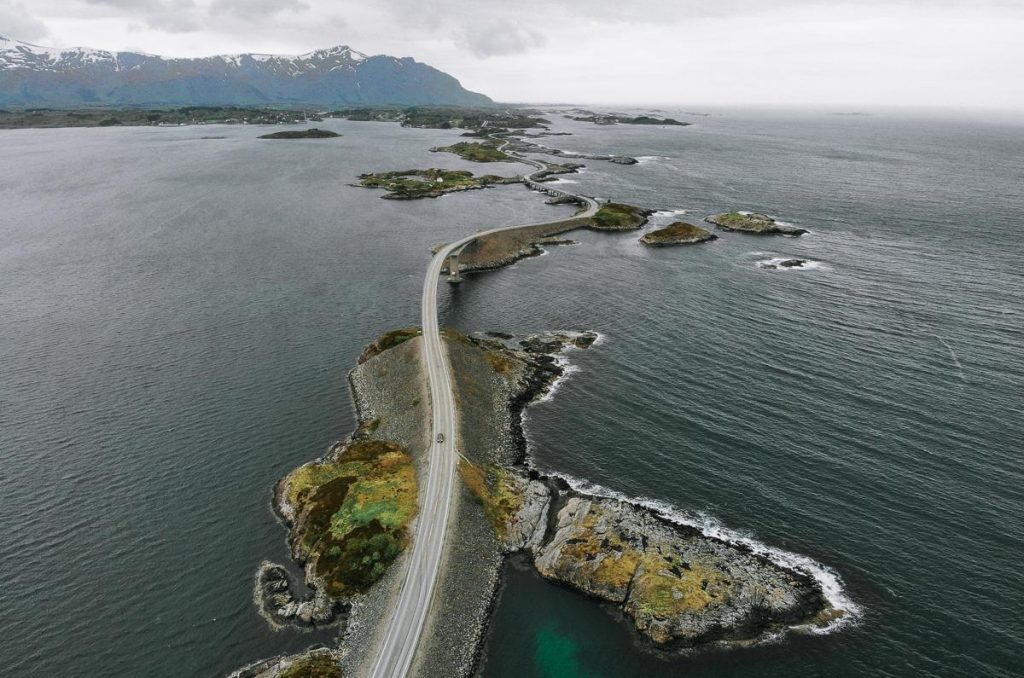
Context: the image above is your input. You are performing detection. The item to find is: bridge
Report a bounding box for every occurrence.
[366,147,599,678]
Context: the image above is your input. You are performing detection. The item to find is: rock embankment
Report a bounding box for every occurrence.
[641,222,717,246]
[706,212,808,236]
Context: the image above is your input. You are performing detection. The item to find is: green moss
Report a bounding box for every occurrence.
[278,652,342,678]
[590,202,649,231]
[431,141,512,162]
[285,439,417,596]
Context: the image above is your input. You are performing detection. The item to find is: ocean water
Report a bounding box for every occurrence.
[1,110,1022,677]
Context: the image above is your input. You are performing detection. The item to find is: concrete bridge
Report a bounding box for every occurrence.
[444,161,592,283]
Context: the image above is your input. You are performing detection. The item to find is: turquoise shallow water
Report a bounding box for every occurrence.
[1,110,1022,677]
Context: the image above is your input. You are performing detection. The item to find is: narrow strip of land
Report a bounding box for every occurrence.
[367,149,598,678]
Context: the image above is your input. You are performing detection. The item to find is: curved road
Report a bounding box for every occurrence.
[367,151,599,678]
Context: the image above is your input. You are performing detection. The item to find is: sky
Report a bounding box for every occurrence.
[2,0,1023,109]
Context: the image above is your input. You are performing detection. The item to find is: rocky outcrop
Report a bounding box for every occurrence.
[255,561,341,628]
[534,497,828,646]
[706,212,808,236]
[641,222,717,246]
[761,258,808,269]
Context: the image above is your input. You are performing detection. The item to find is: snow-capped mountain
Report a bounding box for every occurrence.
[0,35,491,107]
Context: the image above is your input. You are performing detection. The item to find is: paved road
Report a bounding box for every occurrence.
[367,153,599,678]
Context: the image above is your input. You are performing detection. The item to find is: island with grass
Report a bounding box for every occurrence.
[259,128,340,139]
[640,222,717,246]
[355,168,519,199]
[569,113,690,126]
[706,212,808,235]
[590,202,652,230]
[430,141,514,162]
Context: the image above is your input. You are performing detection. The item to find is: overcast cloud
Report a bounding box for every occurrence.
[5,0,1023,109]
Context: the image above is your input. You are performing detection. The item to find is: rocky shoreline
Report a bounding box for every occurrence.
[448,334,838,651]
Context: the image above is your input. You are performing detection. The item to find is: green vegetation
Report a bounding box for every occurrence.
[278,652,343,678]
[286,439,417,597]
[431,141,513,162]
[590,202,650,231]
[458,459,524,540]
[358,328,421,363]
[640,222,716,246]
[0,106,318,129]
[357,168,512,199]
[259,128,340,139]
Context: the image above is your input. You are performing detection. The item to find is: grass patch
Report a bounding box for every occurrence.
[286,439,417,597]
[484,351,516,374]
[630,554,734,618]
[358,328,421,364]
[278,652,342,678]
[458,459,525,540]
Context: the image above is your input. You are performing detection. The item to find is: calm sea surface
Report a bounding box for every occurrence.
[1,110,1022,677]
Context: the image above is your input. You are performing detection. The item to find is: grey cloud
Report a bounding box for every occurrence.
[80,0,202,32]
[0,1,50,41]
[208,0,310,19]
[460,22,546,58]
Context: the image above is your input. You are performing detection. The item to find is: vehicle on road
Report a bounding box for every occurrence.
[436,433,445,444]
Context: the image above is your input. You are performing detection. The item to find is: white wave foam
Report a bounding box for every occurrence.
[757,257,827,272]
[653,208,688,218]
[636,155,671,165]
[538,471,863,636]
[535,356,579,404]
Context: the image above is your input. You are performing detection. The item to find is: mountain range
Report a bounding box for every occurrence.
[0,35,491,108]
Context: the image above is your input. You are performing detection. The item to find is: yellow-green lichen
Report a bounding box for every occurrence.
[458,459,525,540]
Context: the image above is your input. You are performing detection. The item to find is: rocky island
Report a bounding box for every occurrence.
[706,212,808,235]
[430,141,514,162]
[570,114,690,126]
[258,128,341,139]
[356,168,518,199]
[641,221,717,246]
[590,202,652,230]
